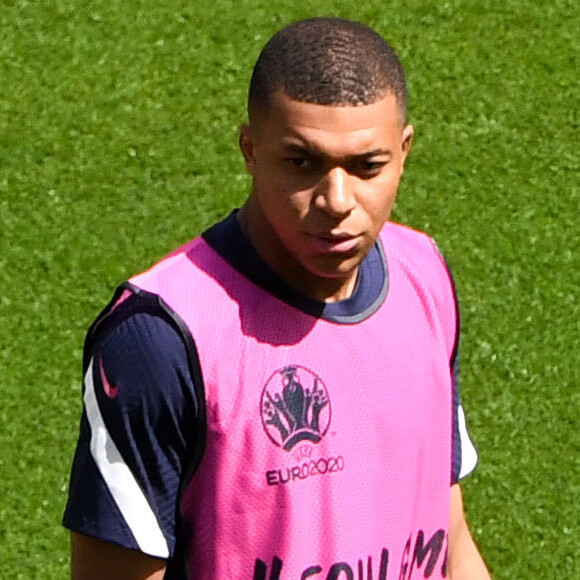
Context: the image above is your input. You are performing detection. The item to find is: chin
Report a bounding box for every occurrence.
[309,257,362,280]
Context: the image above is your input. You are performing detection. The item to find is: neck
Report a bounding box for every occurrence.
[237,203,358,303]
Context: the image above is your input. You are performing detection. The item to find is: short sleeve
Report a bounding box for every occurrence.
[437,252,478,483]
[451,355,479,483]
[428,237,478,483]
[63,310,199,558]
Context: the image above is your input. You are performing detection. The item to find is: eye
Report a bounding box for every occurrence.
[355,159,388,177]
[285,155,320,173]
[286,157,310,169]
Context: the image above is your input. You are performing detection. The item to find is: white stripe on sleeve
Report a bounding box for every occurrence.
[84,358,170,558]
[458,404,478,479]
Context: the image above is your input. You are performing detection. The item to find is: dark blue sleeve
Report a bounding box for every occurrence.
[447,274,478,484]
[451,367,478,483]
[63,310,198,558]
[429,238,478,485]
[451,356,463,484]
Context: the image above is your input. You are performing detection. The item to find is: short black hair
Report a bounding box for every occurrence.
[248,18,408,121]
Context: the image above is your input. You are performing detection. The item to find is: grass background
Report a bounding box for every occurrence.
[1,0,578,577]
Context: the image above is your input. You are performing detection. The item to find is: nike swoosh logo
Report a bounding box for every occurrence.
[99,357,119,399]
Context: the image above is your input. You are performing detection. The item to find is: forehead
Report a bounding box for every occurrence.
[255,92,403,155]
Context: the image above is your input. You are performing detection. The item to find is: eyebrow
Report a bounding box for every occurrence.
[282,142,391,159]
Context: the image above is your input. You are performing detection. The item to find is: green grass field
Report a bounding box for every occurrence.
[1,1,578,577]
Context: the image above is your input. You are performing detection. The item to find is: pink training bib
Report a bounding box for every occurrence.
[131,222,456,579]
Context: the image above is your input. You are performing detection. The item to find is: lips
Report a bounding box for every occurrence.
[307,232,360,254]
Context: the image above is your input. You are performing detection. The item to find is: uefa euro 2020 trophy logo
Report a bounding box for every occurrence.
[260,365,331,451]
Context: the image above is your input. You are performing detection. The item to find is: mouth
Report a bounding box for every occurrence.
[307,232,361,254]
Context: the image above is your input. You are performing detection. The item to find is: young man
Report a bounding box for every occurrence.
[64,18,491,580]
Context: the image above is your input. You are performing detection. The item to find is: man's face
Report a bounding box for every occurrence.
[239,91,413,302]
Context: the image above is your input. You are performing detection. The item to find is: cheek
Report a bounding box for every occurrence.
[254,178,311,233]
[254,162,304,204]
[361,181,399,224]
[286,188,317,217]
[262,178,314,220]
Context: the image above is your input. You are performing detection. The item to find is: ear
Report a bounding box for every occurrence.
[239,123,257,175]
[399,124,414,175]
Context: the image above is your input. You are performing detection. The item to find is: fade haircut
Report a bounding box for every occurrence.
[248,18,408,122]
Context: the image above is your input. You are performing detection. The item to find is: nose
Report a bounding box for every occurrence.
[313,167,355,217]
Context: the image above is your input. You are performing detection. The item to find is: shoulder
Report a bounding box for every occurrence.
[381,221,440,261]
[380,221,454,296]
[381,221,458,355]
[83,287,203,420]
[86,299,200,425]
[85,288,190,365]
